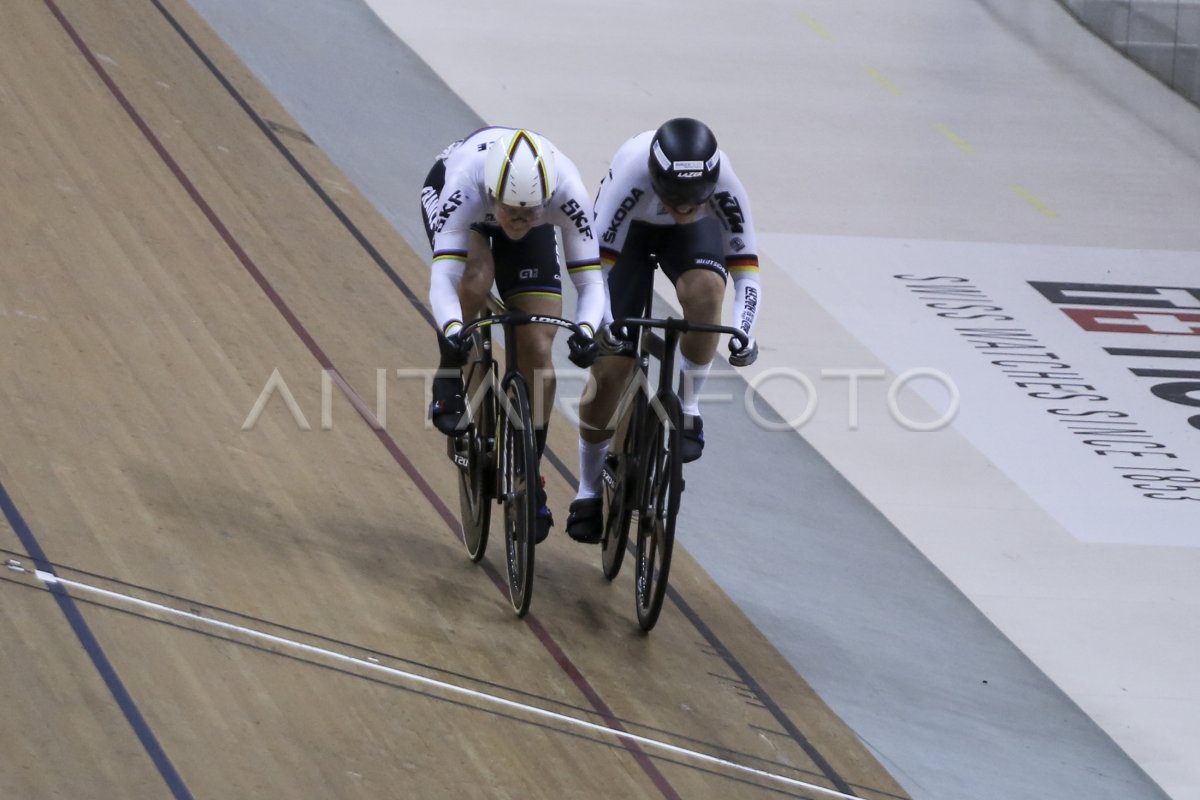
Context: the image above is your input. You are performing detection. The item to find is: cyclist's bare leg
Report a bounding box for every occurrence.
[507,291,560,535]
[675,268,725,363]
[505,292,561,433]
[578,355,637,444]
[673,268,724,459]
[570,353,635,527]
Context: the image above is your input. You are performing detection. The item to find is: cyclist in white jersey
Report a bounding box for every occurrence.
[566,118,761,543]
[421,127,605,543]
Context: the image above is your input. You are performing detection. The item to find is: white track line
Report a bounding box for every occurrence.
[19,565,865,799]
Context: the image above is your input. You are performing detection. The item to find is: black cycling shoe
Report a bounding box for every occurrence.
[680,414,704,463]
[429,375,466,434]
[534,477,552,544]
[566,497,604,543]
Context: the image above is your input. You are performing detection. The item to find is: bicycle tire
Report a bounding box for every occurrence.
[457,350,494,563]
[633,391,683,631]
[501,372,538,617]
[600,397,640,580]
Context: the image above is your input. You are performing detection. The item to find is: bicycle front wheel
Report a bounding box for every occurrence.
[600,401,639,581]
[633,392,683,631]
[457,353,495,563]
[500,373,538,617]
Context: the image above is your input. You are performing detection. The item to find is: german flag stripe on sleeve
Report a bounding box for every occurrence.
[728,255,760,271]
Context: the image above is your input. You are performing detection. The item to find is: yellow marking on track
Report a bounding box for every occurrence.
[935,123,975,155]
[798,14,831,40]
[1010,184,1058,217]
[864,67,902,96]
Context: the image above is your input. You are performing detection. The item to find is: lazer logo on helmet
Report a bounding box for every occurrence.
[603,188,644,244]
[674,171,703,178]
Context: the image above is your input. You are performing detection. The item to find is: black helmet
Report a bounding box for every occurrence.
[647,118,721,208]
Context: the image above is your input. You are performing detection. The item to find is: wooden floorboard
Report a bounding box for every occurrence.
[0,1,908,797]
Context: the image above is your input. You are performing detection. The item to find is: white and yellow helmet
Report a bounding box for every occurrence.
[484,129,557,208]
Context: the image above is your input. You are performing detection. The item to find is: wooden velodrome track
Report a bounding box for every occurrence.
[0,1,908,798]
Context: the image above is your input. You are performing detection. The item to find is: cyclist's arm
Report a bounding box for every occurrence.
[713,157,761,337]
[428,165,486,337]
[552,160,607,335]
[565,262,605,336]
[730,257,761,338]
[430,250,466,337]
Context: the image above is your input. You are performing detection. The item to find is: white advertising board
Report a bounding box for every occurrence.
[761,233,1200,546]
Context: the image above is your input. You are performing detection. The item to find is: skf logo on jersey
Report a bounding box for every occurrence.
[603,187,644,244]
[559,199,594,239]
[714,191,745,234]
[1032,281,1200,430]
[433,189,465,233]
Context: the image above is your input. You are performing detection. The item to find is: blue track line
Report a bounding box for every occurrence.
[0,477,194,800]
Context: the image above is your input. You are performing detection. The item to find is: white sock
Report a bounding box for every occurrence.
[678,354,711,418]
[575,437,611,500]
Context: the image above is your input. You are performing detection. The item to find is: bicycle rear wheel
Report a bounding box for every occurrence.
[600,400,639,581]
[500,373,538,617]
[456,350,494,563]
[633,392,683,631]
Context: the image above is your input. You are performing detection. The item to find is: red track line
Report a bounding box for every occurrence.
[42,2,680,796]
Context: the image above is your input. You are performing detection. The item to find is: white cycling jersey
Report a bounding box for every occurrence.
[594,130,761,337]
[423,127,605,337]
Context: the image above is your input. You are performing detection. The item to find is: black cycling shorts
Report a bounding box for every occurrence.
[606,217,728,323]
[420,159,561,303]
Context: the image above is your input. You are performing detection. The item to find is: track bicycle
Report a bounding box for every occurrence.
[598,311,749,631]
[448,300,585,617]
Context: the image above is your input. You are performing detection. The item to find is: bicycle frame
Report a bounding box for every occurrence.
[598,281,750,630]
[453,302,585,618]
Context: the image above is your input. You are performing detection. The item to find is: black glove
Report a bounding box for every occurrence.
[597,323,635,357]
[567,328,599,368]
[439,328,473,367]
[728,335,758,367]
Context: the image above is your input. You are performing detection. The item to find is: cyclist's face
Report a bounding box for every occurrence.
[495,203,544,240]
[664,202,701,224]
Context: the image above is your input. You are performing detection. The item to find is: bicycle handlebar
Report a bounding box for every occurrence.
[459,311,587,340]
[613,316,750,353]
